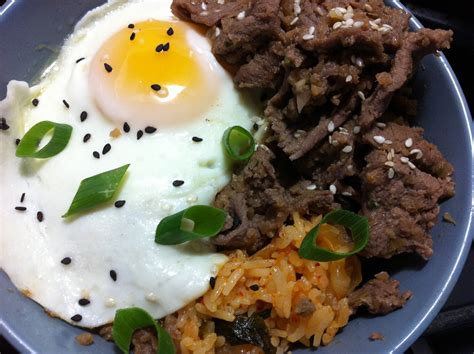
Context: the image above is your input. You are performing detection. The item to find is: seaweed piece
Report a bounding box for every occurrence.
[214,313,275,354]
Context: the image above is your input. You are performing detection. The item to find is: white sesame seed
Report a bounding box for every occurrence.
[302,34,314,40]
[215,27,221,37]
[353,21,364,28]
[373,135,385,144]
[353,126,361,134]
[400,156,409,163]
[405,138,413,148]
[342,145,353,153]
[290,17,299,25]
[186,195,198,203]
[383,23,393,30]
[201,2,207,10]
[344,18,354,26]
[237,11,246,20]
[358,91,366,100]
[308,26,315,35]
[373,18,382,24]
[409,148,423,159]
[327,121,335,132]
[342,191,352,196]
[333,21,342,30]
[408,161,416,170]
[306,184,317,191]
[217,0,225,4]
[345,75,353,82]
[369,20,380,30]
[294,0,301,16]
[343,12,353,21]
[391,148,395,157]
[328,135,333,144]
[364,4,373,12]
[355,57,364,67]
[347,164,353,170]
[146,292,158,303]
[200,11,208,15]
[161,203,172,211]
[329,8,344,20]
[329,184,337,194]
[105,298,116,307]
[387,152,393,161]
[316,6,325,16]
[376,122,386,128]
[388,168,395,179]
[384,139,393,145]
[378,26,390,34]
[335,7,346,14]
[385,161,395,167]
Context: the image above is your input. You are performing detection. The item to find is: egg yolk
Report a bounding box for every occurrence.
[89,20,218,126]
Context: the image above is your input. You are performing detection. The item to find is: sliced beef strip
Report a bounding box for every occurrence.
[213,146,335,253]
[360,146,454,259]
[349,272,412,315]
[358,29,453,129]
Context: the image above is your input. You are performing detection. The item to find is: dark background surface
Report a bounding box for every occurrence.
[0,0,473,353]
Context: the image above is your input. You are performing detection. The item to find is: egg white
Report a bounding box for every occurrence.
[0,0,262,327]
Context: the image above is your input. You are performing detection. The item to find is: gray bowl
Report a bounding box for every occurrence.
[0,0,473,353]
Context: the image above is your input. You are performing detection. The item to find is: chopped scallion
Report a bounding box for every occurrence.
[63,164,130,217]
[155,205,227,245]
[113,307,175,354]
[16,121,72,158]
[222,126,255,161]
[298,209,369,261]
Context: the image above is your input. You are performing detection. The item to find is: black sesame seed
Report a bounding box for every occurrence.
[80,111,88,122]
[71,314,82,322]
[102,143,111,155]
[61,257,72,265]
[192,136,203,142]
[93,151,100,159]
[37,211,44,222]
[0,118,10,131]
[130,32,136,41]
[114,200,126,208]
[172,180,184,187]
[78,298,90,306]
[20,193,25,203]
[110,270,117,281]
[104,63,113,73]
[15,138,21,146]
[137,130,143,140]
[162,42,170,51]
[145,126,157,134]
[295,272,303,280]
[167,27,174,36]
[252,123,259,131]
[15,206,27,211]
[76,57,85,64]
[249,284,260,291]
[150,84,161,91]
[209,276,216,289]
[83,133,91,143]
[128,23,135,29]
[32,98,39,107]
[155,44,164,52]
[62,99,70,109]
[123,122,130,133]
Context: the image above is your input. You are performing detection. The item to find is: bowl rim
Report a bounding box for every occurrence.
[0,0,473,353]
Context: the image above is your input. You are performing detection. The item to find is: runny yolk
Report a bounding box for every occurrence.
[89,20,218,126]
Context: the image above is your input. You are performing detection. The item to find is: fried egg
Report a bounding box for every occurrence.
[0,0,261,327]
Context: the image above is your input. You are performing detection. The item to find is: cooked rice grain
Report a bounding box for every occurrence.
[168,213,361,353]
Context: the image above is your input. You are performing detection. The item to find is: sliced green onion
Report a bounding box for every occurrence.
[63,164,130,218]
[298,209,370,262]
[222,126,255,161]
[16,121,72,158]
[155,205,227,245]
[113,307,175,354]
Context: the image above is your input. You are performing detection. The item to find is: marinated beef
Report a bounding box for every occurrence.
[213,146,335,253]
[172,0,454,261]
[349,272,412,315]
